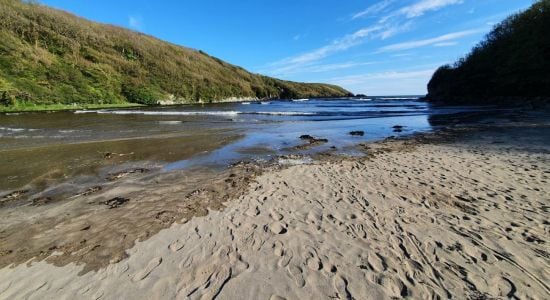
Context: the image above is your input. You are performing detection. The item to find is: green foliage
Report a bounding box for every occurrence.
[0,101,142,112]
[427,0,550,104]
[0,91,16,106]
[121,82,162,105]
[0,0,351,107]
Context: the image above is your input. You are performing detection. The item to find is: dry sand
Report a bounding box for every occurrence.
[0,124,549,299]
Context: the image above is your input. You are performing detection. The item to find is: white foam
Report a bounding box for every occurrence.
[252,111,316,116]
[378,97,419,100]
[292,99,309,102]
[0,127,27,132]
[158,121,183,125]
[74,110,315,117]
[77,110,240,116]
[74,110,96,114]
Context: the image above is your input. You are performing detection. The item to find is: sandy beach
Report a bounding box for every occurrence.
[2,0,549,298]
[1,118,549,299]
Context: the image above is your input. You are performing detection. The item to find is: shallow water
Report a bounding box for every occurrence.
[0,97,486,192]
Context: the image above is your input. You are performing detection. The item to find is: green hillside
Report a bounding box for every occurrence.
[0,0,351,109]
[426,0,550,104]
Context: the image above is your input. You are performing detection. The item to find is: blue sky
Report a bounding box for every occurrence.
[40,0,533,95]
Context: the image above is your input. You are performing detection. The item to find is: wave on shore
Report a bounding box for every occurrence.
[75,110,317,116]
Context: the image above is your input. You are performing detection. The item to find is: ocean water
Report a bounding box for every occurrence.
[0,97,487,192]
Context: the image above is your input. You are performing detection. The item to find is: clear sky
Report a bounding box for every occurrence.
[39,0,534,95]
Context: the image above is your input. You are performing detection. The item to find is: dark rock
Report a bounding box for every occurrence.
[294,135,329,150]
[349,131,365,136]
[1,190,30,207]
[107,168,148,181]
[31,197,53,206]
[78,186,102,197]
[2,190,28,200]
[102,197,129,209]
[393,125,405,133]
[299,135,328,143]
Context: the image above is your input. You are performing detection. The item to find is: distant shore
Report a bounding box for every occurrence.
[0,96,424,113]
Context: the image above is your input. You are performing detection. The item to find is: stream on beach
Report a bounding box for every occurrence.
[1,97,495,195]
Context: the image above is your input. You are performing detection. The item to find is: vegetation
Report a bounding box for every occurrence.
[426,0,550,104]
[0,0,351,109]
[0,102,142,113]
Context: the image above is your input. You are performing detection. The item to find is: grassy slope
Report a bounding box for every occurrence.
[0,0,351,108]
[426,0,550,104]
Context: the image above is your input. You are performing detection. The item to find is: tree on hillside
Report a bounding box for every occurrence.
[427,0,550,104]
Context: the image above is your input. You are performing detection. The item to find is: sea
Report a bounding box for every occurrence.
[0,96,493,193]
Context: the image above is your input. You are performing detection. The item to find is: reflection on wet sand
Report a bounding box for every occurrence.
[0,132,241,192]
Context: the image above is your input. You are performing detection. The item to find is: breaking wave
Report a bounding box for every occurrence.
[75,110,316,116]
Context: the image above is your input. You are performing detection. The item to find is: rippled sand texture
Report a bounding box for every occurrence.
[0,124,549,299]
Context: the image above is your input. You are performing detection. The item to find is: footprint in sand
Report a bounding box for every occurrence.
[307,211,322,224]
[273,241,284,257]
[333,275,352,300]
[229,252,249,276]
[269,222,287,234]
[347,223,367,239]
[199,265,232,299]
[367,253,386,272]
[132,257,162,282]
[278,248,293,268]
[168,239,185,252]
[246,206,260,217]
[306,257,322,271]
[178,264,232,299]
[287,263,305,287]
[303,245,323,271]
[379,275,408,298]
[270,209,284,221]
[490,277,516,298]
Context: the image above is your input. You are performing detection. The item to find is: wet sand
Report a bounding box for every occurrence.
[0,131,241,192]
[0,115,549,299]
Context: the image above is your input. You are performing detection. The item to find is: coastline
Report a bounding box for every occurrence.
[0,97,327,113]
[0,103,144,113]
[0,112,549,298]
